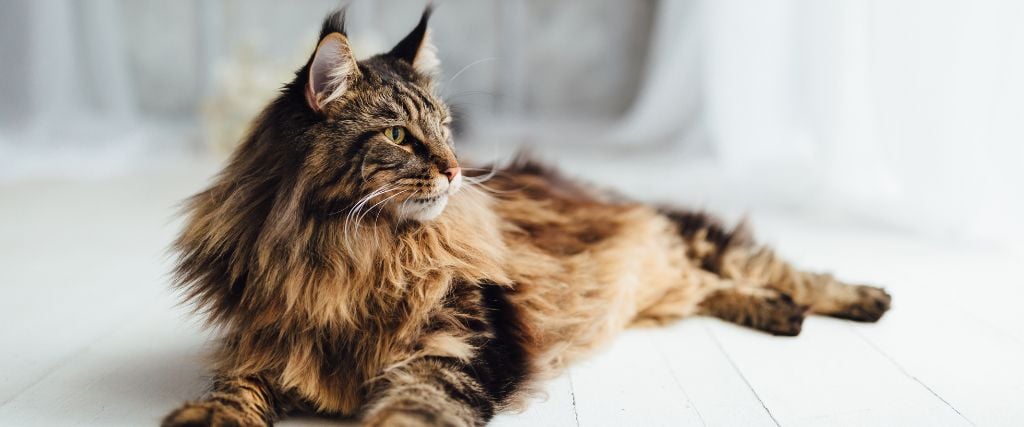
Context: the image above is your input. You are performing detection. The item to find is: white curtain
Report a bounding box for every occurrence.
[0,0,186,180]
[3,0,1021,248]
[617,0,1024,248]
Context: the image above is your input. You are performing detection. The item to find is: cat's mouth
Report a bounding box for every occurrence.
[386,174,461,222]
[408,194,444,204]
[396,192,449,222]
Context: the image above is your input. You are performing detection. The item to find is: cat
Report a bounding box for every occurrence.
[163,8,891,427]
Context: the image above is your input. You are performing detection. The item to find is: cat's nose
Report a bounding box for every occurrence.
[443,166,461,182]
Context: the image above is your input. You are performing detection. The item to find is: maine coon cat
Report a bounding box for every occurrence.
[164,8,892,427]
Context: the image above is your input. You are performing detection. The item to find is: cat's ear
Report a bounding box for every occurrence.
[306,31,360,113]
[388,7,440,76]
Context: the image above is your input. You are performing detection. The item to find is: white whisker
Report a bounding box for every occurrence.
[442,57,497,96]
[343,185,400,250]
[463,180,517,194]
[358,189,407,226]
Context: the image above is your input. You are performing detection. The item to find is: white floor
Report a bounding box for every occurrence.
[2,168,1022,427]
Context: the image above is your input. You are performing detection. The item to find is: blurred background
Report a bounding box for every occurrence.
[1,0,1022,249]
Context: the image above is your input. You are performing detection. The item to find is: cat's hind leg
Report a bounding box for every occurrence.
[697,282,808,336]
[720,247,892,322]
[661,209,890,323]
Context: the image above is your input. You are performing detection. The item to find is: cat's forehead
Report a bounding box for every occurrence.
[355,61,447,119]
[360,56,433,89]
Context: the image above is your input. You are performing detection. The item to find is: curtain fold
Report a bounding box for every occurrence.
[612,0,1024,247]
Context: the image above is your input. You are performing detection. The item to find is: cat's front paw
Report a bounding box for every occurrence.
[162,401,256,427]
[832,285,892,322]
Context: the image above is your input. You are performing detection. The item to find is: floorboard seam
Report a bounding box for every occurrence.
[850,327,976,426]
[651,334,707,427]
[566,371,581,427]
[704,324,782,427]
[958,309,1024,349]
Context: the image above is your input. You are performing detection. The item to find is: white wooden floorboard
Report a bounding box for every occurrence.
[708,317,969,427]
[0,297,212,426]
[753,213,1024,426]
[491,373,577,427]
[653,318,777,427]
[0,179,193,406]
[854,293,1024,426]
[899,248,1024,346]
[731,217,970,426]
[568,329,704,427]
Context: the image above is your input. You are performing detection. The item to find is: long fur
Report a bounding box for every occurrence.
[164,9,892,427]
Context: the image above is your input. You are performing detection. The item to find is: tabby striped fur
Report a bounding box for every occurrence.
[163,8,891,427]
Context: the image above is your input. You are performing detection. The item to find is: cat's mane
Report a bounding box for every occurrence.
[173,104,516,411]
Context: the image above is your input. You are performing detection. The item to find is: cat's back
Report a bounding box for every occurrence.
[478,161,698,368]
[480,160,672,257]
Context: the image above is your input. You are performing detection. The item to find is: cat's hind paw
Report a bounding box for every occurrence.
[831,285,892,322]
[758,293,809,336]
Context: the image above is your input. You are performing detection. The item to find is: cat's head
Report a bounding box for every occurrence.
[251,7,460,224]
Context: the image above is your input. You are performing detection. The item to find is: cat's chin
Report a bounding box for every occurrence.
[396,194,449,222]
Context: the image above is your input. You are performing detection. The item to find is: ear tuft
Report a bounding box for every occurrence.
[319,8,348,39]
[306,32,359,112]
[413,30,441,76]
[388,6,441,76]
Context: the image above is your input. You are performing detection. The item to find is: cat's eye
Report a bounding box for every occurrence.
[383,127,406,144]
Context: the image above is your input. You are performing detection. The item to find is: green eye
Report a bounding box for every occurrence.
[383,126,406,144]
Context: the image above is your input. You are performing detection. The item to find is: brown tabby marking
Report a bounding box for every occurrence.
[163,8,892,427]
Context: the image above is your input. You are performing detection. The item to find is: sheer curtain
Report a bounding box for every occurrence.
[2,0,1021,248]
[617,0,1024,248]
[0,0,652,177]
[1,0,135,179]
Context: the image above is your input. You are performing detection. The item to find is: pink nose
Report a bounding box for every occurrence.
[443,166,461,182]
